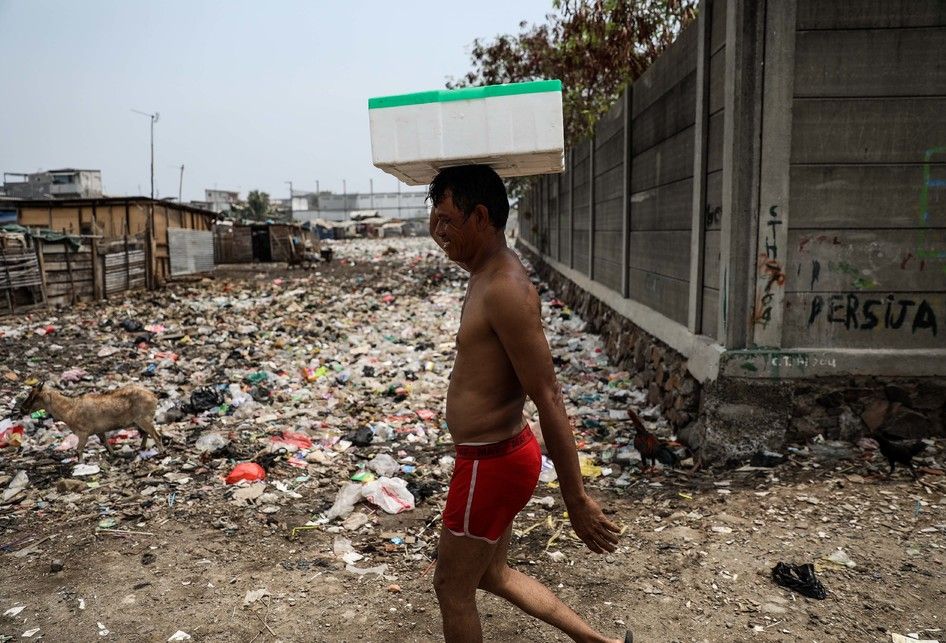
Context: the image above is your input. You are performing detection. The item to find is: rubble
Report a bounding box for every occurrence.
[0,238,943,641]
[0,239,687,536]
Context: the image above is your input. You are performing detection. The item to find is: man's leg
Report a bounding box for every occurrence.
[478,525,622,643]
[433,528,499,643]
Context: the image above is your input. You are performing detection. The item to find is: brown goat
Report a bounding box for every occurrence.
[21,381,162,459]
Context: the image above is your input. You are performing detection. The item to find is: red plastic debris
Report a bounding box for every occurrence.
[0,425,24,448]
[225,462,266,484]
[106,428,140,445]
[270,430,313,450]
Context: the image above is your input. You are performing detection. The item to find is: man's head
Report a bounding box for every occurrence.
[427,165,509,231]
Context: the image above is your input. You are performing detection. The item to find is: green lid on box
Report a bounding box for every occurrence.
[368,79,561,110]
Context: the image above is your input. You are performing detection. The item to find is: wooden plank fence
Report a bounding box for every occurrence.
[0,245,45,315]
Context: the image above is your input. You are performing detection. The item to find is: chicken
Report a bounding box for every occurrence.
[876,432,927,478]
[628,407,679,471]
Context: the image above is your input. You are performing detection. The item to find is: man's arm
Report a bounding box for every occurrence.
[485,273,620,553]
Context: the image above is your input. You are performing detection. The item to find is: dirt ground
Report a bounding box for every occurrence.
[0,239,944,643]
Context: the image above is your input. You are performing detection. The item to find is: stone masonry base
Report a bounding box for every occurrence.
[521,245,946,467]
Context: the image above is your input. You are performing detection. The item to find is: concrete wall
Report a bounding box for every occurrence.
[520,0,946,462]
[300,191,429,221]
[522,4,725,336]
[522,0,946,374]
[781,2,946,351]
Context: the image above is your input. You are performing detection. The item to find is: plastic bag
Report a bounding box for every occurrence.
[271,431,313,451]
[539,455,558,482]
[0,424,24,448]
[362,477,414,514]
[196,432,229,454]
[225,462,266,485]
[228,383,252,408]
[367,453,399,477]
[332,536,363,564]
[2,471,29,503]
[325,482,364,520]
[438,455,455,475]
[345,563,388,576]
[188,386,223,413]
[55,433,79,452]
[106,428,139,446]
[771,562,828,599]
[578,454,602,478]
[72,463,101,477]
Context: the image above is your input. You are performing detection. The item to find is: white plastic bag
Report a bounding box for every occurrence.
[362,477,414,514]
[2,471,28,503]
[332,536,363,564]
[195,432,228,454]
[325,482,363,520]
[438,455,455,476]
[367,453,399,477]
[345,563,388,576]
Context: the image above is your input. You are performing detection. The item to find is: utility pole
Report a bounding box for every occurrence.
[178,164,184,203]
[285,180,293,221]
[132,109,159,201]
[132,108,159,289]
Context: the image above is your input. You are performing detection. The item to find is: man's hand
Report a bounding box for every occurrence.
[566,494,620,554]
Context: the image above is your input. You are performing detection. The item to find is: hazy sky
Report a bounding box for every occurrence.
[0,0,553,201]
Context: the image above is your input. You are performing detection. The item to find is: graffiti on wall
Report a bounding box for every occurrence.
[722,349,839,378]
[705,204,722,228]
[753,205,786,329]
[917,147,946,272]
[806,292,938,336]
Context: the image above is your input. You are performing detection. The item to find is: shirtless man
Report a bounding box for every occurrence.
[428,165,627,643]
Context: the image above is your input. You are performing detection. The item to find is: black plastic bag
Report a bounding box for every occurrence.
[772,562,828,599]
[344,427,374,447]
[120,319,144,332]
[187,386,223,413]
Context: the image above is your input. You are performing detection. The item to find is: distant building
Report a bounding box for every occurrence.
[202,189,242,214]
[2,169,103,199]
[292,189,428,224]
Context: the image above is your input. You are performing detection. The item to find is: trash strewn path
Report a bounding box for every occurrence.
[0,238,943,643]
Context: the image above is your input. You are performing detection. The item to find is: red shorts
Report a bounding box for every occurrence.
[442,425,542,543]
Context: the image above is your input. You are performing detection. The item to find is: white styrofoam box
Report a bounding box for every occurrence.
[369,80,564,186]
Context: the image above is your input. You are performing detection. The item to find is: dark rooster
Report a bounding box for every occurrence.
[628,407,680,472]
[876,432,927,478]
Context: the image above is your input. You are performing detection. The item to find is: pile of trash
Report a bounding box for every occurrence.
[0,238,673,552]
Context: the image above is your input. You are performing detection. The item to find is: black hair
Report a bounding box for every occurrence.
[427,165,509,230]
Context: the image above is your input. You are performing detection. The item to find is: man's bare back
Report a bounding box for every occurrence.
[446,248,533,444]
